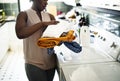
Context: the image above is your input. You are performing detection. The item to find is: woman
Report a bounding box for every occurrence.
[15,0,59,81]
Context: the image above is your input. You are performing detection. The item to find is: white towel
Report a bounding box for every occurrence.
[42,21,72,38]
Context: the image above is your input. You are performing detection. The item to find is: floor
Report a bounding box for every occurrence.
[0,49,59,81]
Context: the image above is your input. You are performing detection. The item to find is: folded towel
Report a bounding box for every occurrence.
[42,21,71,38]
[37,30,75,48]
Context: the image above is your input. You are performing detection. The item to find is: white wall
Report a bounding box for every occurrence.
[19,0,32,11]
[48,0,76,6]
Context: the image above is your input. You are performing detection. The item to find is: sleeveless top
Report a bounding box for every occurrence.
[23,9,57,70]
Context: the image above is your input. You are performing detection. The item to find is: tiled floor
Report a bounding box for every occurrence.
[0,50,59,81]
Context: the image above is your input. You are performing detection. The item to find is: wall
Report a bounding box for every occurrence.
[48,2,73,15]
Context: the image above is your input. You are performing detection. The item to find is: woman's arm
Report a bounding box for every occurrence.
[15,12,59,39]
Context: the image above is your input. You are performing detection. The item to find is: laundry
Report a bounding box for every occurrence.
[64,41,82,53]
[37,30,76,48]
[47,41,82,55]
[47,48,55,55]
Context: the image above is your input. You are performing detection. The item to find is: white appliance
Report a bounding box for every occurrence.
[80,0,120,11]
[62,62,120,81]
[55,6,120,81]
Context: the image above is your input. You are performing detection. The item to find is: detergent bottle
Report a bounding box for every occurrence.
[79,14,90,47]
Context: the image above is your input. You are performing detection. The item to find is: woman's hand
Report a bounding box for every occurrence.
[50,20,60,24]
[43,20,59,27]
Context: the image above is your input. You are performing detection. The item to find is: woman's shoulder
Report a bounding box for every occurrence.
[17,11,27,18]
[16,11,27,22]
[18,9,35,18]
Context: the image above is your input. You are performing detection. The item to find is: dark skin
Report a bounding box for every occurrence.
[15,0,59,39]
